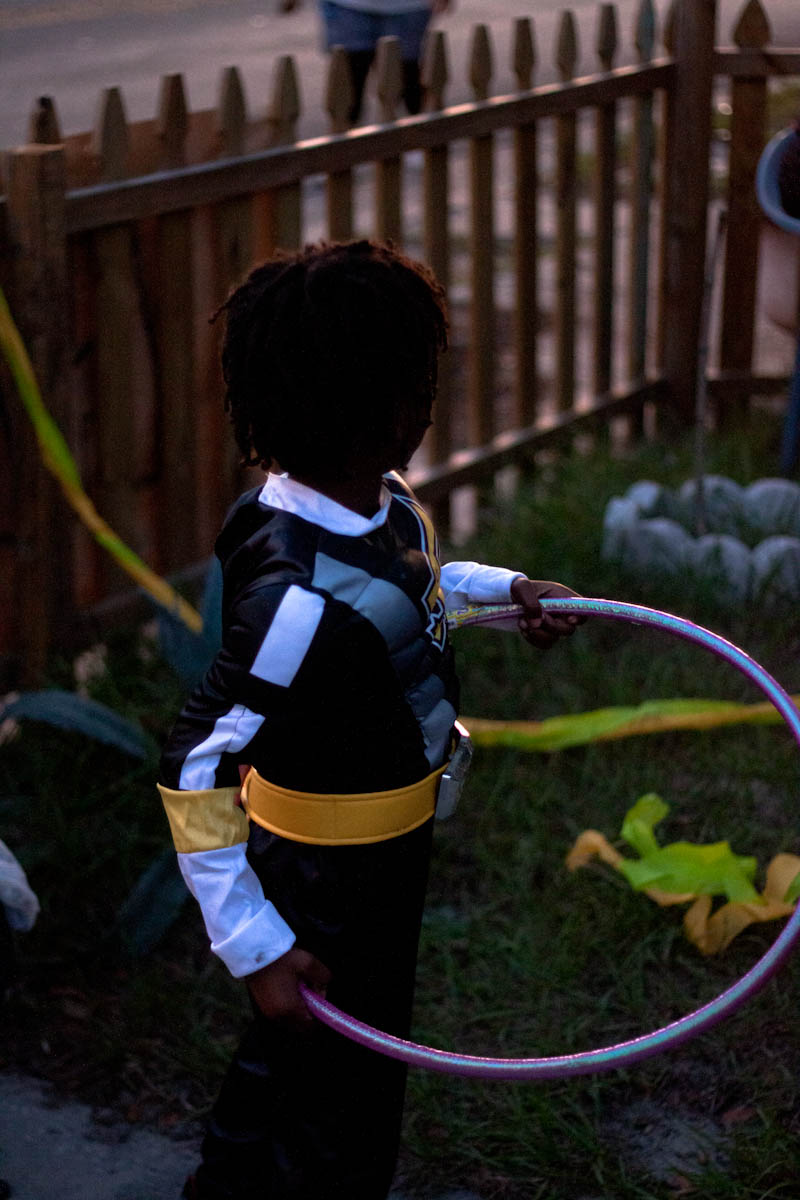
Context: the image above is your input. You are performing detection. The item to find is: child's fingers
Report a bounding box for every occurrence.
[303,957,332,996]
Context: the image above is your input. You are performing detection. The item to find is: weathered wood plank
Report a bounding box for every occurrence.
[257,55,302,257]
[157,74,189,170]
[93,87,130,182]
[153,214,197,567]
[628,0,656,388]
[660,0,716,419]
[375,36,403,244]
[326,47,355,241]
[218,66,247,158]
[3,146,72,681]
[422,29,451,467]
[718,0,770,420]
[512,17,538,428]
[468,23,495,445]
[151,73,199,566]
[715,49,800,77]
[593,4,618,399]
[554,11,578,413]
[28,96,62,145]
[91,87,156,591]
[654,7,676,380]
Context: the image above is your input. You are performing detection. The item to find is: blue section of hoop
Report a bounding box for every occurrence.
[301,598,800,1080]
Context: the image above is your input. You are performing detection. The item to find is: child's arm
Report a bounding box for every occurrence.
[439,560,582,648]
[247,948,331,1030]
[158,583,335,1023]
[509,576,583,649]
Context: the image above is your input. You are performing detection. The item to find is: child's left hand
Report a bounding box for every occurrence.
[509,577,584,649]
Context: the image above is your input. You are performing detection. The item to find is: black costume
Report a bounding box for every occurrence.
[159,471,521,1199]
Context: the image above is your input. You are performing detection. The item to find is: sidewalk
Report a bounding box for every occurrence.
[0,1072,482,1200]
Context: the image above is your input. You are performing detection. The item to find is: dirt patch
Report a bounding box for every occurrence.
[601,1096,729,1188]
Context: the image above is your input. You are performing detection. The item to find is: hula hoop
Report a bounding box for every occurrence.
[300,598,800,1080]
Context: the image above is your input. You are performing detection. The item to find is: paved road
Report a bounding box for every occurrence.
[0,1070,486,1200]
[1,0,798,148]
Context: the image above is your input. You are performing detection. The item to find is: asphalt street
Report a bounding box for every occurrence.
[1,0,798,147]
[0,1071,485,1200]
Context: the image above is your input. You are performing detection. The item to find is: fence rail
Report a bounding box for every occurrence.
[1,0,799,683]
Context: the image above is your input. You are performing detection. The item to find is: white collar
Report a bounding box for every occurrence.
[258,473,392,536]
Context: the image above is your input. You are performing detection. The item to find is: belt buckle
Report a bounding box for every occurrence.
[435,720,474,821]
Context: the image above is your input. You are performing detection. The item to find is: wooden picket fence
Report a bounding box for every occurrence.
[1,0,799,683]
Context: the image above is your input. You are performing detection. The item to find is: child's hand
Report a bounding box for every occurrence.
[247,948,331,1030]
[509,577,584,649]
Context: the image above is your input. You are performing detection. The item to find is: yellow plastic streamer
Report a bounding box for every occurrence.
[0,285,202,633]
[464,693,800,753]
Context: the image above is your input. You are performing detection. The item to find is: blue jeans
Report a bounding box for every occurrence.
[319,3,432,120]
[319,2,431,58]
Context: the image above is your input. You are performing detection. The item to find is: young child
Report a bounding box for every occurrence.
[158,240,580,1200]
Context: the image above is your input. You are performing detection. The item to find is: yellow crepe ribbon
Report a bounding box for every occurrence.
[566,794,800,954]
[0,285,202,633]
[464,694,800,753]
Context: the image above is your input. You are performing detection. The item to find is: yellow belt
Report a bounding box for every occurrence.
[241,762,447,846]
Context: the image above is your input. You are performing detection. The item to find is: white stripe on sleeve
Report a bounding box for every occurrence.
[179,704,265,791]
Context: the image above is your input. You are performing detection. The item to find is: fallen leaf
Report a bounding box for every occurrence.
[721,1105,757,1128]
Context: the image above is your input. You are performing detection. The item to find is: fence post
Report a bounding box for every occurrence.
[554,11,578,414]
[512,17,539,430]
[4,144,72,683]
[258,56,302,256]
[719,0,771,424]
[660,0,717,422]
[468,23,496,446]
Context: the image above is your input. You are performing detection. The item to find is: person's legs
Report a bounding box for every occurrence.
[400,59,422,116]
[190,820,434,1199]
[319,2,380,123]
[345,49,375,124]
[382,9,432,115]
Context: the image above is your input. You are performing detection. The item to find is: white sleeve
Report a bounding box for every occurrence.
[439,560,524,610]
[177,845,295,978]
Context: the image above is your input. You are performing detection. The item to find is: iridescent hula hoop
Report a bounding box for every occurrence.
[301,598,800,1080]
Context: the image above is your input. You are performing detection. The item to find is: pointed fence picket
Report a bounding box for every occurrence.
[1,0,799,679]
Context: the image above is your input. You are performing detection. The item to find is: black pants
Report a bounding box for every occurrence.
[345,50,423,124]
[193,818,434,1200]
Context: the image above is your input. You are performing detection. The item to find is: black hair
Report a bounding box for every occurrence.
[214,240,448,480]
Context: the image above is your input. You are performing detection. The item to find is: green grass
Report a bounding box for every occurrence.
[2,414,800,1196]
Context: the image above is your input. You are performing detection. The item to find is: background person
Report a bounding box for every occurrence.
[281,0,452,125]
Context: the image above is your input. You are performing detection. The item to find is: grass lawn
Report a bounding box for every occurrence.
[2,413,800,1198]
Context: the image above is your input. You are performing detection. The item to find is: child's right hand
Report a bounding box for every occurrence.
[247,948,331,1030]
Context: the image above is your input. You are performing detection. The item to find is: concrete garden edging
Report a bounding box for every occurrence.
[602,475,800,608]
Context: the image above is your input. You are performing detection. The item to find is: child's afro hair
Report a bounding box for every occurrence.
[215,239,448,480]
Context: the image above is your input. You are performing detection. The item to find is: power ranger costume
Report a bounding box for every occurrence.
[158,471,523,1200]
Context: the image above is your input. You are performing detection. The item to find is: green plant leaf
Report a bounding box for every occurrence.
[784,869,800,904]
[1,690,156,760]
[618,840,760,902]
[155,558,222,686]
[620,792,669,857]
[113,848,188,957]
